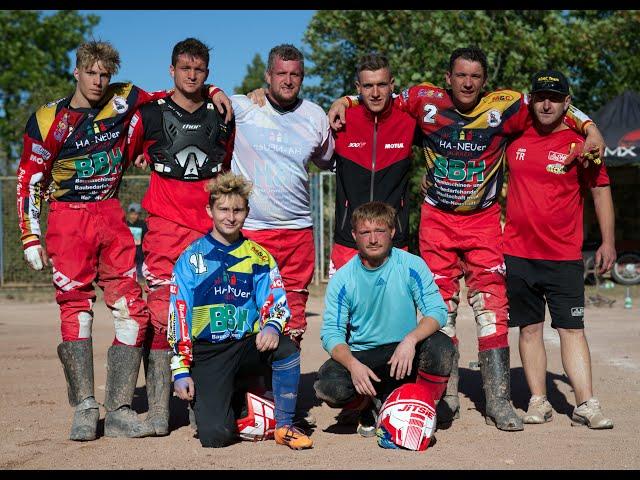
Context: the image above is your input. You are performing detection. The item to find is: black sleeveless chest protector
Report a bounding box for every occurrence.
[148,99,229,181]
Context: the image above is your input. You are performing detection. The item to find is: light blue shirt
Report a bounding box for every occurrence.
[321,248,448,354]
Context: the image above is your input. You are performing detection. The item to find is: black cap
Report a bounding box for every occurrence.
[530,70,570,95]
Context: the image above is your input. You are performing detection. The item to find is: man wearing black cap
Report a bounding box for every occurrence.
[503,69,616,429]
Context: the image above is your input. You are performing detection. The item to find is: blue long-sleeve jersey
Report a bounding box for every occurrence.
[321,248,447,355]
[168,233,290,380]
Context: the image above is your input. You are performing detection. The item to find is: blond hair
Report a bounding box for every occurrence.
[351,201,396,230]
[76,40,120,75]
[205,171,253,207]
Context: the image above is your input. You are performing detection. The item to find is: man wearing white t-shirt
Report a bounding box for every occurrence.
[231,44,335,347]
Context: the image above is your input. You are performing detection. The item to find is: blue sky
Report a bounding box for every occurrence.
[81,10,316,94]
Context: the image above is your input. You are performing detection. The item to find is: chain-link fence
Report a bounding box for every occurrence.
[1,172,336,287]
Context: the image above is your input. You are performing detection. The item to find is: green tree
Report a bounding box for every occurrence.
[303,10,640,109]
[564,10,640,112]
[234,53,266,94]
[0,10,98,174]
[302,10,640,251]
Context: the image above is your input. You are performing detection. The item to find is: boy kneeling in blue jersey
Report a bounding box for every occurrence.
[167,171,312,449]
[314,201,455,438]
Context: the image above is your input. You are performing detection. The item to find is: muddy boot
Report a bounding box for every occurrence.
[143,349,171,436]
[104,344,155,438]
[57,339,100,441]
[436,343,460,425]
[479,348,523,431]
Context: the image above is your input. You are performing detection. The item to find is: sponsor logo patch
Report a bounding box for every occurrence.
[348,142,367,148]
[112,95,128,114]
[571,307,584,317]
[546,163,567,175]
[31,144,51,161]
[53,112,70,142]
[548,151,568,162]
[485,263,506,276]
[251,245,268,263]
[491,94,514,102]
[487,109,502,128]
[29,154,44,164]
[177,300,189,339]
[270,278,284,289]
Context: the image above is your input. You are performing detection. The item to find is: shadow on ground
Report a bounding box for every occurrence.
[132,371,323,434]
[455,366,574,421]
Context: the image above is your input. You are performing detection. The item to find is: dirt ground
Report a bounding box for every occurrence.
[1,283,638,470]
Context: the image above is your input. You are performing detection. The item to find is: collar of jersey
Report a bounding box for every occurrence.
[204,231,246,251]
[357,247,395,272]
[266,94,302,114]
[361,99,394,122]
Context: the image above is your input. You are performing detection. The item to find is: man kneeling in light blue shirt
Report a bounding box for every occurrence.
[314,201,455,438]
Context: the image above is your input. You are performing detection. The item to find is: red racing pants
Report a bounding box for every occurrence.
[45,199,148,346]
[329,243,357,279]
[418,202,508,352]
[242,227,315,344]
[143,214,203,350]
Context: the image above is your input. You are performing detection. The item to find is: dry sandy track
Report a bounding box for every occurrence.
[1,285,638,470]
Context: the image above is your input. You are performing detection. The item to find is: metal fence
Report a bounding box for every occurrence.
[0,172,336,287]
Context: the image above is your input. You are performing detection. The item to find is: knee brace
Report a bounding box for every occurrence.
[314,361,356,407]
[441,292,460,339]
[469,290,498,339]
[111,296,141,346]
[417,331,456,377]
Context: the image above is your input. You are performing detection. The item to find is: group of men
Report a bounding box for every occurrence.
[323,47,615,436]
[17,36,614,453]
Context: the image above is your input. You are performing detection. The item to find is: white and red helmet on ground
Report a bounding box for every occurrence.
[236,391,276,441]
[375,383,437,451]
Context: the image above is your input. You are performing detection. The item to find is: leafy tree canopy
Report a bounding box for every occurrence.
[234,53,266,94]
[0,10,98,173]
[302,10,640,113]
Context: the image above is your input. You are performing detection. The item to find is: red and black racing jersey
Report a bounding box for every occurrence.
[333,103,416,248]
[395,83,592,212]
[17,83,167,249]
[126,97,234,234]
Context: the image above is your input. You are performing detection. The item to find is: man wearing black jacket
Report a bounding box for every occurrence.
[329,53,416,277]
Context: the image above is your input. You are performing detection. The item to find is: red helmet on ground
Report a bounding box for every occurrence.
[375,383,437,451]
[236,392,276,441]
